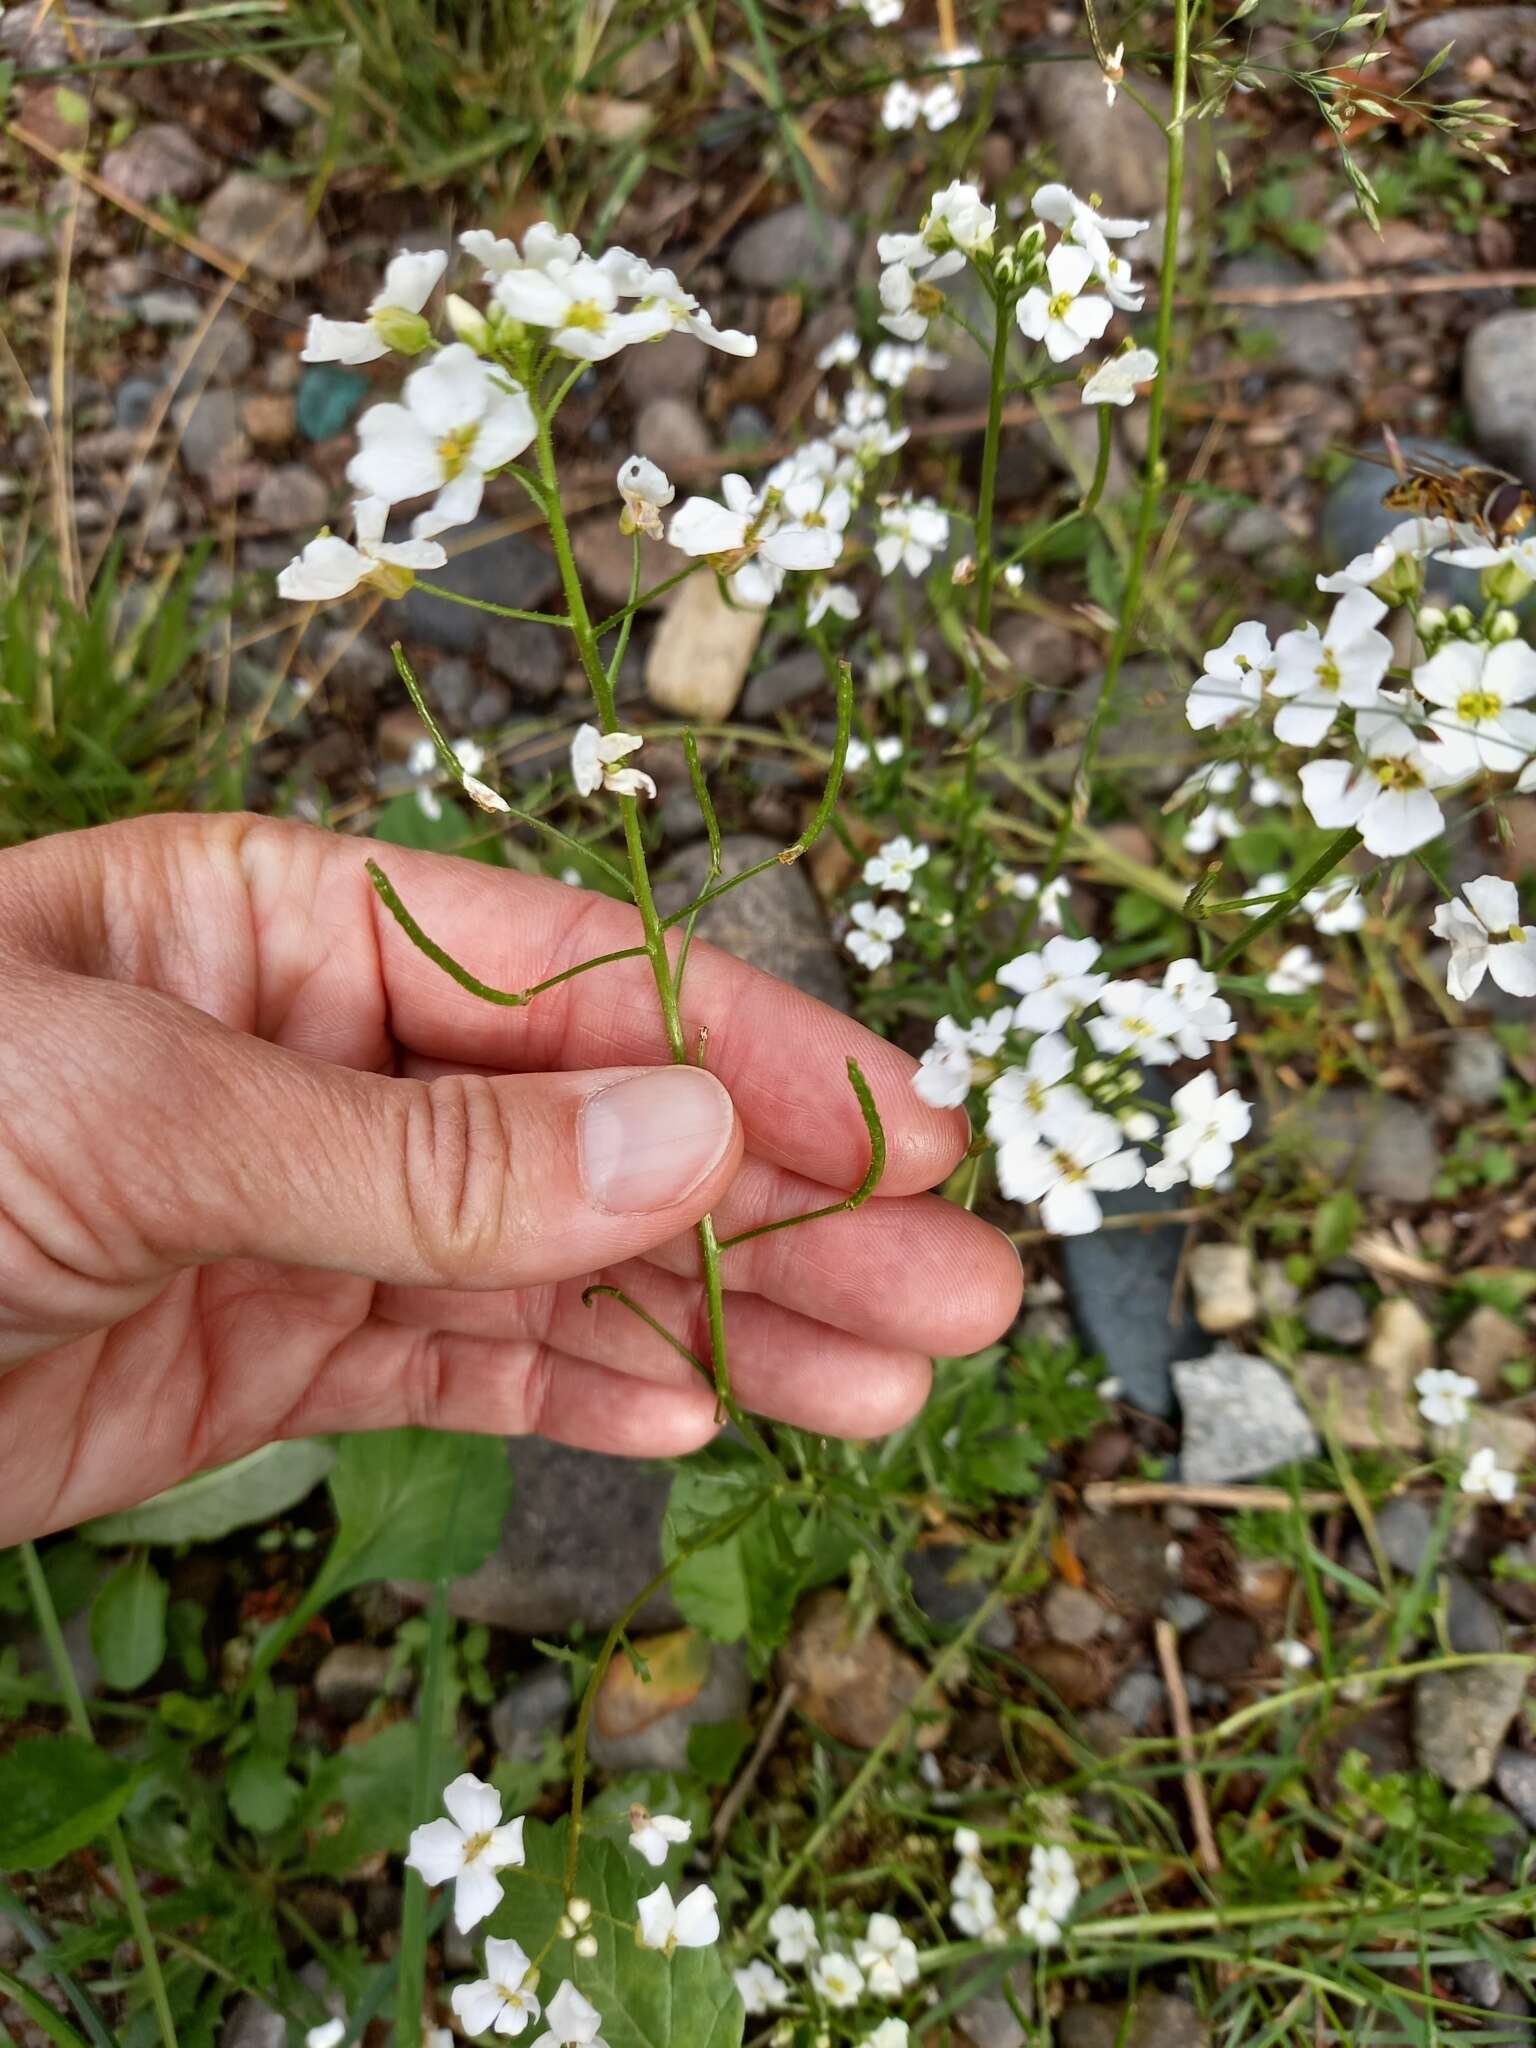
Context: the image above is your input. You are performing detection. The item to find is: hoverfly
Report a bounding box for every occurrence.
[1357,426,1534,544]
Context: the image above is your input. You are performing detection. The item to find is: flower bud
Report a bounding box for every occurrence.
[1371,551,1422,605]
[371,305,434,355]
[574,1936,598,1960]
[1488,607,1522,644]
[569,1897,592,1925]
[1121,1109,1159,1143]
[994,247,1016,283]
[1483,557,1534,608]
[1416,604,1447,640]
[951,554,977,586]
[1447,603,1475,636]
[445,293,493,351]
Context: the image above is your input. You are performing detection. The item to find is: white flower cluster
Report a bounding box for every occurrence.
[908,939,1249,1234]
[946,1828,1080,1946]
[881,46,981,132]
[749,1904,912,2046]
[1414,1367,1520,1501]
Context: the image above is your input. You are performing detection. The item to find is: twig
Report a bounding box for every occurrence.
[1348,1231,1448,1289]
[706,1682,800,1862]
[1009,1206,1205,1245]
[1083,1481,1346,1513]
[1153,1618,1221,1878]
[1196,266,1536,307]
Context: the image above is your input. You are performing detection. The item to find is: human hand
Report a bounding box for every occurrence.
[0,814,1021,1542]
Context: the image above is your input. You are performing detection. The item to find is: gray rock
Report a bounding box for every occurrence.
[1302,1284,1371,1349]
[1401,7,1536,86]
[1061,2000,1207,2048]
[1223,503,1301,560]
[622,332,712,405]
[115,375,162,431]
[1448,1572,1506,1656]
[490,1663,571,1762]
[185,311,256,385]
[1043,1583,1106,1647]
[1445,1031,1509,1107]
[199,173,327,283]
[0,222,50,271]
[314,1643,409,1718]
[254,462,329,531]
[1079,1514,1173,1615]
[1173,1351,1319,1485]
[656,833,850,1011]
[1020,61,1167,229]
[1108,1667,1165,1732]
[908,1543,1014,1648]
[724,403,772,447]
[481,618,562,701]
[399,522,560,654]
[1322,438,1488,610]
[1218,253,1363,384]
[632,396,712,469]
[1453,1961,1505,2012]
[0,0,136,64]
[742,648,826,722]
[729,205,853,291]
[176,388,248,480]
[1415,1663,1528,1791]
[1265,1089,1439,1204]
[135,286,203,328]
[953,1963,1034,2048]
[1161,1592,1211,1635]
[1059,1177,1205,1418]
[219,1995,286,2048]
[1494,1747,1536,1829]
[100,124,213,206]
[1375,1495,1436,1576]
[587,1642,749,1772]
[1448,1305,1531,1399]
[427,1440,680,1635]
[1465,311,1536,487]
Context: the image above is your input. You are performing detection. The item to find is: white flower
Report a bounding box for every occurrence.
[811,1952,865,2009]
[1028,1845,1080,1922]
[1415,1367,1478,1430]
[997,935,1107,1032]
[277,496,446,602]
[404,1773,526,1934]
[1182,804,1242,856]
[733,1962,790,2016]
[913,1017,980,1108]
[854,1914,920,1999]
[1298,708,1456,857]
[1250,769,1291,808]
[1162,959,1236,1058]
[881,81,922,130]
[1031,183,1149,273]
[995,1095,1145,1235]
[1082,347,1158,406]
[628,1807,691,1868]
[986,1034,1086,1145]
[949,1874,997,1938]
[1187,620,1275,731]
[1268,589,1392,747]
[1144,1070,1252,1192]
[953,1828,982,1861]
[1439,533,1536,580]
[1275,1638,1314,1670]
[1319,515,1462,595]
[1265,944,1323,996]
[1462,1446,1518,1503]
[817,329,861,370]
[864,834,931,892]
[452,1938,542,2038]
[1016,244,1113,364]
[461,221,582,281]
[1000,870,1069,924]
[668,473,841,601]
[807,579,861,628]
[1014,1898,1062,1946]
[347,344,536,537]
[306,2024,345,2048]
[877,261,932,342]
[874,496,949,577]
[921,80,963,128]
[636,1883,719,1952]
[617,455,673,539]
[532,1983,608,2048]
[844,734,901,771]
[302,249,446,365]
[1413,637,1536,776]
[846,900,906,970]
[1431,875,1536,1001]
[923,180,997,257]
[869,341,946,389]
[570,724,656,800]
[1244,870,1288,918]
[862,2024,910,2048]
[769,1905,820,1969]
[417,787,443,822]
[1088,979,1186,1066]
[493,254,667,361]
[1101,39,1125,103]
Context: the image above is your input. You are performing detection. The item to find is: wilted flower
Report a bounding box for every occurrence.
[277,496,446,602]
[628,1807,691,1868]
[617,455,674,539]
[1431,875,1535,1001]
[570,724,656,800]
[1082,347,1158,405]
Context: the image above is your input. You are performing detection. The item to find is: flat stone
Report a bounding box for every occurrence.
[484,618,565,700]
[1020,61,1168,233]
[398,522,560,655]
[1302,1283,1371,1348]
[100,123,213,205]
[1266,1089,1439,1204]
[1297,1353,1420,1453]
[632,396,712,470]
[1189,1243,1258,1334]
[656,832,849,1010]
[1078,1515,1172,1615]
[1059,1178,1204,1419]
[185,312,256,385]
[219,1995,286,2048]
[0,0,136,64]
[1494,1747,1536,1829]
[253,462,330,531]
[1448,1572,1506,1656]
[1061,1994,1207,2048]
[729,205,854,291]
[779,1589,944,1750]
[1401,6,1536,77]
[490,1663,571,1762]
[1445,1031,1509,1107]
[1322,438,1488,611]
[955,1965,1033,2048]
[588,1640,749,1772]
[1466,310,1536,483]
[0,222,50,271]
[1108,1667,1165,1732]
[198,173,327,282]
[1448,1306,1531,1399]
[646,571,764,721]
[176,388,248,480]
[1043,1583,1107,1646]
[1173,1351,1319,1485]
[115,375,162,431]
[741,648,826,722]
[1219,252,1363,384]
[314,1642,410,1718]
[1414,1663,1528,1792]
[622,332,712,405]
[1375,1495,1437,1575]
[907,1542,1015,1648]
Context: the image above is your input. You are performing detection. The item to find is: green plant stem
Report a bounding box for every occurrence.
[1035,0,1190,902]
[395,1578,450,2048]
[972,283,1014,646]
[409,582,569,627]
[1207,828,1363,972]
[19,1545,178,2048]
[716,1058,885,1248]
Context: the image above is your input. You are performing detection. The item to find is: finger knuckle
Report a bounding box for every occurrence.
[400,1074,513,1283]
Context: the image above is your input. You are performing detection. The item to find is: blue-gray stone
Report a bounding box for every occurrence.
[397,519,561,654]
[1059,1178,1204,1417]
[296,362,369,442]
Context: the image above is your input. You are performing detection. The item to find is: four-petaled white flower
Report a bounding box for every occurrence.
[493,255,667,361]
[733,1960,790,2015]
[404,1773,526,1934]
[278,496,446,602]
[878,260,933,342]
[532,1983,609,2048]
[846,900,906,971]
[1319,516,1462,595]
[808,579,862,628]
[347,343,536,538]
[1413,636,1536,775]
[995,1095,1145,1235]
[627,1806,691,1868]
[1187,620,1274,730]
[1161,959,1236,1058]
[1088,979,1186,1066]
[1028,1845,1080,1923]
[1440,533,1536,582]
[1014,1898,1062,1946]
[1431,875,1536,1002]
[303,249,446,365]
[461,221,582,282]
[997,935,1107,1032]
[617,455,674,539]
[864,834,931,892]
[1304,879,1365,935]
[669,474,842,600]
[862,2023,911,2048]
[854,1913,920,1999]
[811,1952,866,2009]
[1299,707,1457,857]
[986,1033,1086,1146]
[913,1016,981,1109]
[1462,1446,1518,1504]
[1032,183,1149,276]
[1265,944,1323,997]
[1016,244,1113,364]
[636,1882,720,1953]
[1144,1071,1251,1192]
[768,1904,820,1968]
[881,80,922,130]
[570,723,656,800]
[1415,1367,1478,1430]
[874,496,950,577]
[451,1938,542,2038]
[1268,589,1392,747]
[1082,347,1158,406]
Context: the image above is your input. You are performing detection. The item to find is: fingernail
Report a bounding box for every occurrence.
[581,1068,735,1213]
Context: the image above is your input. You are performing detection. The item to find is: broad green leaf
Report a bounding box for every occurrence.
[90,1557,167,1691]
[488,1819,741,2048]
[0,1964,93,2048]
[304,1720,459,1876]
[1312,1190,1361,1263]
[686,1719,752,1787]
[227,1751,301,1835]
[0,1736,136,1871]
[82,1440,336,1546]
[316,1429,512,1599]
[372,791,506,864]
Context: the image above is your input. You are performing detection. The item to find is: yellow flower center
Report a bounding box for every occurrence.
[436,424,479,480]
[463,1829,494,1863]
[1457,689,1502,723]
[1317,652,1341,693]
[1047,291,1074,320]
[1051,1149,1085,1182]
[563,299,608,332]
[1371,757,1423,791]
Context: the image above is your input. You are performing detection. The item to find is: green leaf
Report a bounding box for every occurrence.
[1311,1190,1361,1263]
[372,791,506,864]
[227,1751,301,1835]
[0,1965,93,2048]
[82,1440,336,1546]
[488,1819,741,2048]
[0,1736,136,1872]
[89,1557,167,1691]
[686,1718,752,1787]
[304,1720,458,1876]
[316,1429,512,1600]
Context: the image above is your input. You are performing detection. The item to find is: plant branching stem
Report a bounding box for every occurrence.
[1208,828,1363,972]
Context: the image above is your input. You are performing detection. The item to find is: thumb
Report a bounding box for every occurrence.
[15,973,742,1302]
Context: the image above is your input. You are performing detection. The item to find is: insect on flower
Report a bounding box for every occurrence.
[1362,427,1534,545]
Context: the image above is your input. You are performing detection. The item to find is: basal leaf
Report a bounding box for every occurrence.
[82,1440,336,1546]
[90,1556,168,1691]
[0,1735,136,1872]
[317,1429,512,1598]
